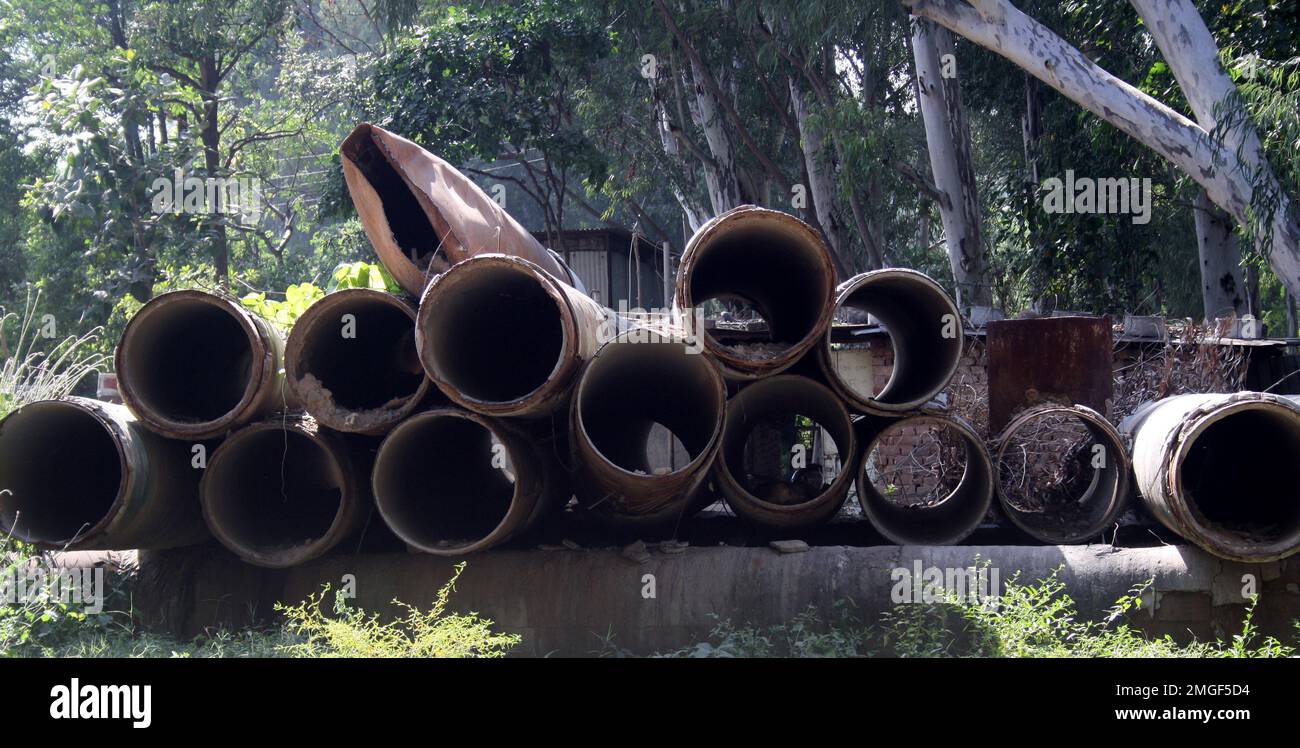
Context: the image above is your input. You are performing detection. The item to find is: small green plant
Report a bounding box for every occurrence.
[240,282,326,331]
[328,261,402,293]
[0,535,105,656]
[275,562,520,658]
[0,288,108,417]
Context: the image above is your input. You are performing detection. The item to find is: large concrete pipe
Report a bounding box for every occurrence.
[372,408,563,555]
[857,412,993,545]
[416,254,615,418]
[0,397,209,550]
[340,123,572,295]
[714,375,858,528]
[1122,392,1300,562]
[200,416,365,568]
[116,289,294,439]
[819,269,963,414]
[675,206,836,380]
[570,329,727,525]
[995,404,1129,544]
[286,288,434,434]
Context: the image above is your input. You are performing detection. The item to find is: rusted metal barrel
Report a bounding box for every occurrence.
[416,254,615,418]
[994,404,1129,544]
[1121,392,1300,562]
[675,206,836,380]
[340,123,570,295]
[0,397,209,550]
[115,289,293,439]
[372,408,563,555]
[856,412,992,545]
[570,328,726,525]
[819,269,963,414]
[714,375,858,528]
[286,288,433,434]
[200,416,365,568]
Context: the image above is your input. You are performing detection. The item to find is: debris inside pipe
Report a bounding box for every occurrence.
[287,288,432,434]
[675,206,836,379]
[570,329,726,524]
[0,397,209,550]
[714,375,858,528]
[115,289,293,439]
[820,268,963,414]
[200,417,362,568]
[416,254,613,417]
[1123,392,1300,562]
[858,413,992,545]
[995,404,1128,544]
[372,408,559,555]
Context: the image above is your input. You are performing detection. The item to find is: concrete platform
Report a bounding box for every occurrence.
[133,541,1300,656]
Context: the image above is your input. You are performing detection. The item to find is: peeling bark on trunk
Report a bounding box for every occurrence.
[904,0,1300,300]
[1194,189,1246,319]
[789,78,850,269]
[912,18,992,307]
[686,56,745,214]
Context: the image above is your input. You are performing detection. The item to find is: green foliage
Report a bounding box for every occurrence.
[0,536,96,656]
[275,563,521,658]
[328,261,402,293]
[640,568,1298,658]
[239,282,325,331]
[0,287,108,413]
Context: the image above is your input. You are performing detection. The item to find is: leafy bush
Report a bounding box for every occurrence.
[275,563,520,658]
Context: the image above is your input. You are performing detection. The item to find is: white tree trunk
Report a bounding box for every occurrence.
[789,78,850,264]
[912,17,992,307]
[653,99,709,232]
[687,56,744,214]
[1194,188,1246,319]
[903,0,1300,300]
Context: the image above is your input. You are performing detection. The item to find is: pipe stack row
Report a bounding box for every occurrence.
[3,123,1299,566]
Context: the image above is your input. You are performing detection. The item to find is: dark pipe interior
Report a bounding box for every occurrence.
[837,276,961,406]
[124,299,253,423]
[737,413,838,506]
[689,224,825,350]
[0,403,121,544]
[1181,409,1300,543]
[374,416,515,549]
[722,379,851,505]
[205,430,343,553]
[299,297,424,409]
[343,132,438,266]
[863,419,988,544]
[425,264,564,403]
[579,341,722,474]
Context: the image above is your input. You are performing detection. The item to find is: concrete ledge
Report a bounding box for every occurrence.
[130,542,1300,656]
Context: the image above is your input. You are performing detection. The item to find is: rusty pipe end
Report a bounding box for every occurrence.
[994,404,1129,545]
[570,328,727,523]
[858,413,993,545]
[116,289,289,439]
[675,206,836,380]
[287,288,434,434]
[821,268,963,414]
[714,375,859,528]
[372,408,550,555]
[200,416,361,568]
[416,254,606,418]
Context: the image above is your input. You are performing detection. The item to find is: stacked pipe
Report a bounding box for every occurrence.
[7,121,1300,566]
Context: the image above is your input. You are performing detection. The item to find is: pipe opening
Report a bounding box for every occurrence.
[1180,409,1300,544]
[577,339,723,475]
[423,263,564,403]
[687,219,828,362]
[858,416,991,545]
[997,408,1124,542]
[203,429,344,555]
[373,415,516,551]
[0,402,121,545]
[832,271,962,408]
[735,413,842,506]
[341,132,438,268]
[295,296,424,410]
[122,297,255,423]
